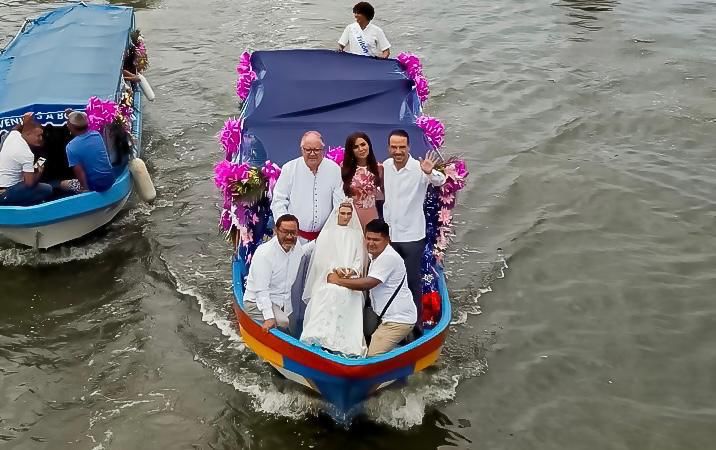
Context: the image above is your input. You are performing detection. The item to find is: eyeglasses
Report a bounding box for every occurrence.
[276,228,297,237]
[301,147,324,154]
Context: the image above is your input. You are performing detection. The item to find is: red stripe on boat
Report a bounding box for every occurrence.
[234,304,445,379]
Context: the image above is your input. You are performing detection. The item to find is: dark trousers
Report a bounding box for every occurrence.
[391,239,425,317]
[0,181,53,206]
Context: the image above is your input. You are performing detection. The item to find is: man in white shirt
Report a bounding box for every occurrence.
[328,219,417,356]
[337,2,391,58]
[244,214,315,332]
[382,129,446,316]
[0,113,53,206]
[271,131,345,243]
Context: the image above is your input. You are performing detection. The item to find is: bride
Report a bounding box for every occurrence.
[300,201,367,356]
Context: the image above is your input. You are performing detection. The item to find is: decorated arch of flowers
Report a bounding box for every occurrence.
[215,50,468,327]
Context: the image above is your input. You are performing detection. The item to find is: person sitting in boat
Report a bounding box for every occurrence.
[271,131,344,243]
[300,201,367,356]
[244,214,316,332]
[123,44,140,83]
[383,129,446,315]
[55,111,115,194]
[342,132,384,229]
[337,2,391,58]
[0,113,53,206]
[327,219,416,356]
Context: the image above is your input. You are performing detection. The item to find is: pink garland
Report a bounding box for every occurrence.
[214,160,282,232]
[416,115,446,149]
[433,159,469,262]
[86,96,118,131]
[397,52,430,105]
[236,51,257,101]
[325,146,345,166]
[218,118,242,159]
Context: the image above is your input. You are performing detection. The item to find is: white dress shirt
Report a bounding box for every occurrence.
[383,156,446,242]
[244,237,314,320]
[368,245,417,325]
[271,157,344,233]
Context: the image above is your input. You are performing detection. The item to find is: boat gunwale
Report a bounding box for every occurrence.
[232,256,451,373]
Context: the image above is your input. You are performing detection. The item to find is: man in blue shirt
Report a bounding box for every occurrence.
[58,111,115,193]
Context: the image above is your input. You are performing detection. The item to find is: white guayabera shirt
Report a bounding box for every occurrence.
[383,156,446,242]
[271,157,345,234]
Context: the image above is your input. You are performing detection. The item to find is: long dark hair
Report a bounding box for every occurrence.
[342,131,381,196]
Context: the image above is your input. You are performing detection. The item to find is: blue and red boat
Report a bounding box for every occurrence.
[219,50,463,421]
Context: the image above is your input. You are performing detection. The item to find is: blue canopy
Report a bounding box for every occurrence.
[239,50,428,165]
[0,3,134,132]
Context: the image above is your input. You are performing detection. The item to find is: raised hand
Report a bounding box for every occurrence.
[419,151,440,174]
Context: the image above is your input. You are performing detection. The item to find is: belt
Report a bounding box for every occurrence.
[297,229,320,241]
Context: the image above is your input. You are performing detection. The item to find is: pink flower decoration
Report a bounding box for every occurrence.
[454,159,468,179]
[414,74,430,105]
[218,118,242,159]
[397,52,430,105]
[438,207,452,225]
[415,115,445,149]
[236,51,257,101]
[325,146,345,166]
[220,210,232,231]
[214,160,250,192]
[86,96,118,131]
[397,52,424,80]
[239,225,254,247]
[261,160,282,198]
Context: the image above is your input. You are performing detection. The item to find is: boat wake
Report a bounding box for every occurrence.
[0,200,170,267]
[165,246,508,428]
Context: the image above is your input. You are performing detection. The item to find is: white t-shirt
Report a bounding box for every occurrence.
[368,245,417,325]
[338,22,391,57]
[0,131,34,188]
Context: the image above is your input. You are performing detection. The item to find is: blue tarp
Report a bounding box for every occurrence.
[0,3,134,132]
[239,50,429,165]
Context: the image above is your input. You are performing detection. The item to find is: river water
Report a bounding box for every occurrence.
[1,0,715,448]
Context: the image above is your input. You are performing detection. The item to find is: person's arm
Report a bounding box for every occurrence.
[419,151,447,187]
[22,167,44,187]
[123,69,139,82]
[377,29,391,59]
[249,250,278,330]
[337,26,350,52]
[270,163,291,220]
[328,272,381,291]
[71,164,90,191]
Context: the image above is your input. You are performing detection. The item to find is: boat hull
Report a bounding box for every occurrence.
[0,194,129,249]
[232,258,451,421]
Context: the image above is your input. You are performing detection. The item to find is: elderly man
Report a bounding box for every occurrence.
[57,110,115,194]
[382,129,446,315]
[0,113,52,206]
[271,131,344,242]
[244,214,315,332]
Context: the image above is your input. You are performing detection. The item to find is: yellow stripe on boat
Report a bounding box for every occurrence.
[240,326,284,367]
[414,347,442,372]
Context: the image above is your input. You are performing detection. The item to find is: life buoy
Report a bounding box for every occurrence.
[137,73,155,101]
[129,157,156,203]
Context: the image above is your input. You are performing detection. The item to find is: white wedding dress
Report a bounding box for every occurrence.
[300,203,367,357]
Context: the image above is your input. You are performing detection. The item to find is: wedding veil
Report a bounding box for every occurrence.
[301,199,365,303]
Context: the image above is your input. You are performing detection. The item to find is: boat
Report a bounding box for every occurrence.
[216,49,467,422]
[0,3,148,249]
